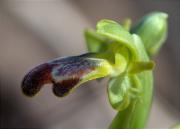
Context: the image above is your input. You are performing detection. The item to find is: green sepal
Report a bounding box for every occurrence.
[96,19,139,60]
[84,29,108,53]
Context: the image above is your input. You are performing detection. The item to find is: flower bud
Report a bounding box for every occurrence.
[131,12,168,56]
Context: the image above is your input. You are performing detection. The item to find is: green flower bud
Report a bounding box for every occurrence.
[131,12,168,56]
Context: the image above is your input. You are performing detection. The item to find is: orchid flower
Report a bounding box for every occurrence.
[22,12,168,129]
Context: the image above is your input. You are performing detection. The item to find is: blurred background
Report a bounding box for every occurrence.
[0,0,180,129]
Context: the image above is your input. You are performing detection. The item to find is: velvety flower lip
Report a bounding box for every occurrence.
[22,63,54,97]
[21,53,108,97]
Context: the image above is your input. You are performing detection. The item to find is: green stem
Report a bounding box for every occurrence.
[109,71,153,129]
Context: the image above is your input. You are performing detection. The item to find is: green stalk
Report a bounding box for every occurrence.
[109,71,153,129]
